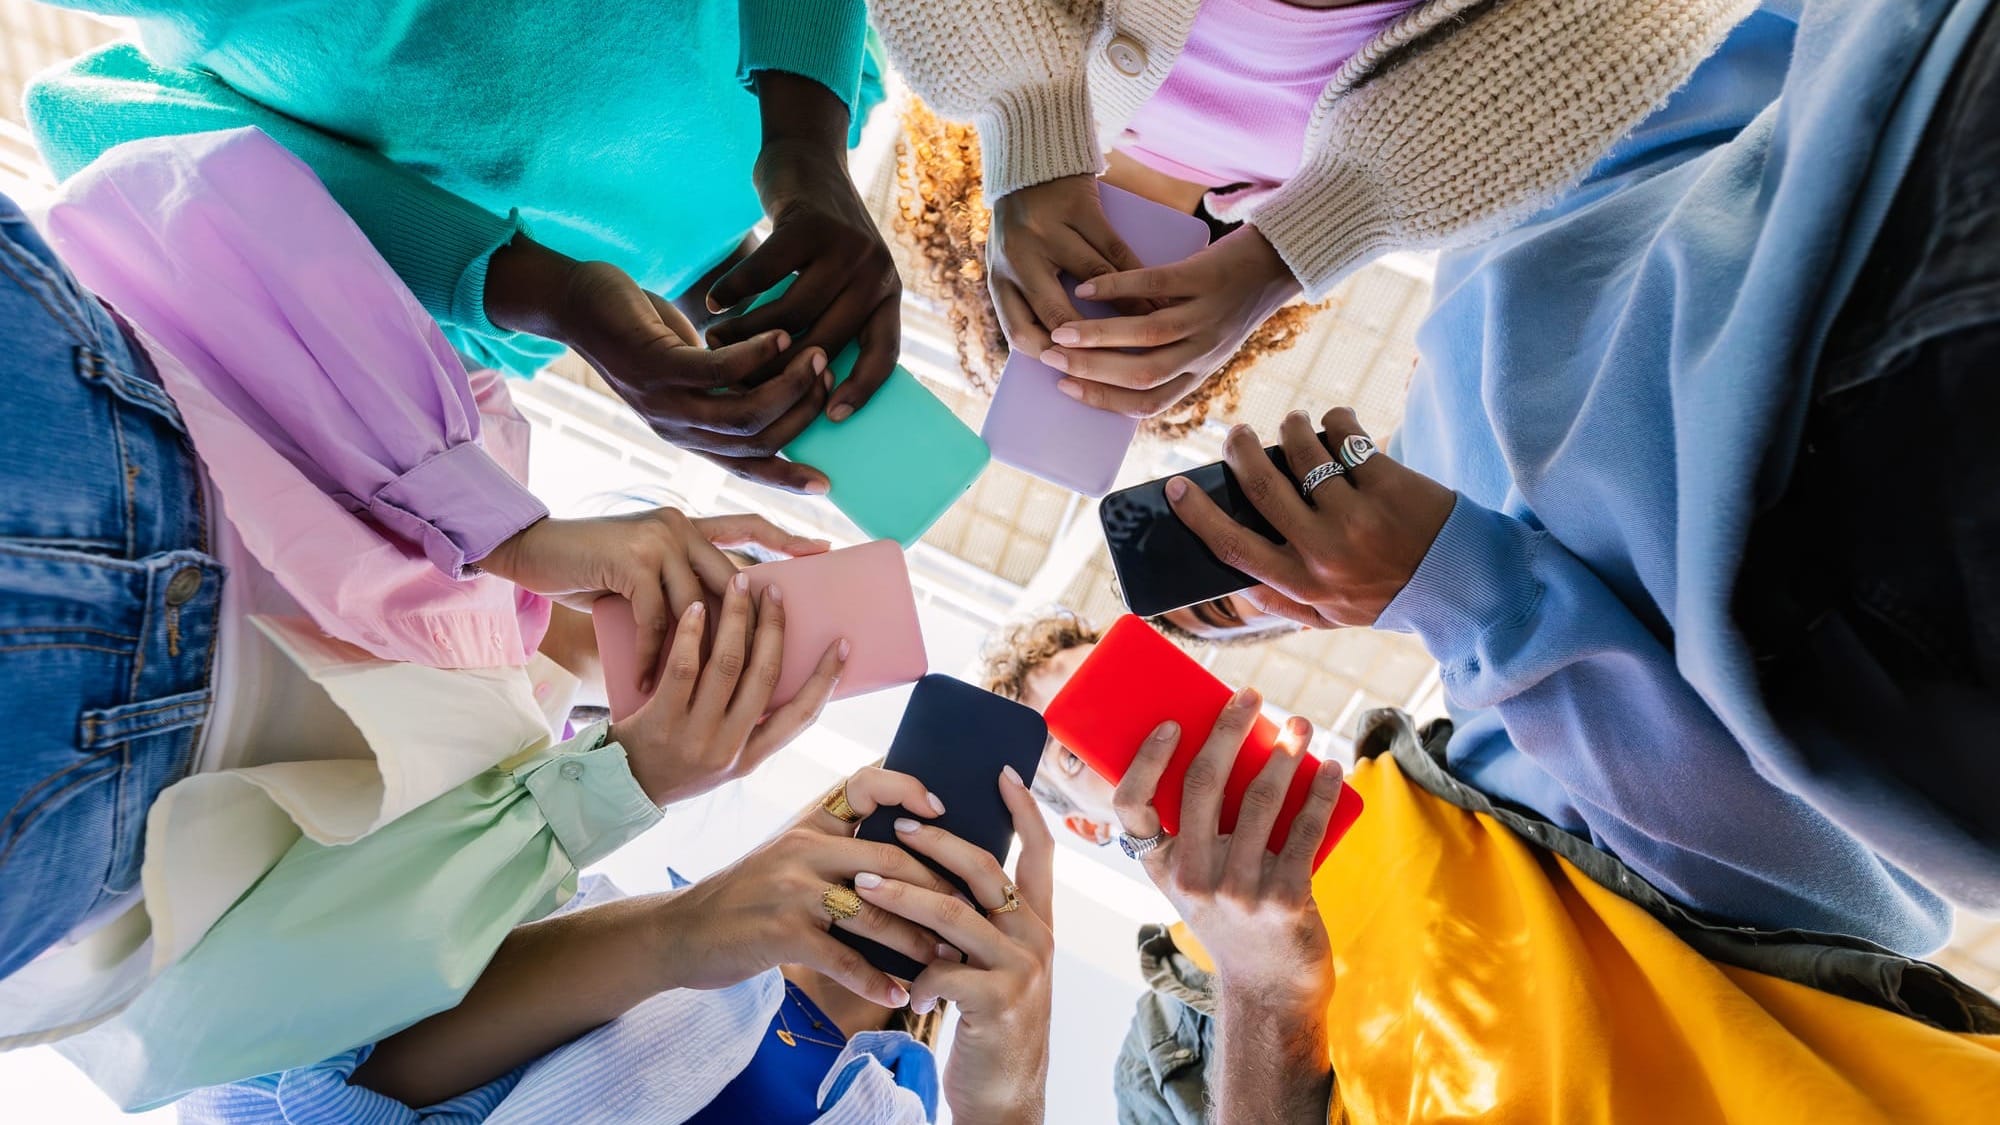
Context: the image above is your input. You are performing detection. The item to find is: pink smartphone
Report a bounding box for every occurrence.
[593,539,929,721]
[980,182,1213,496]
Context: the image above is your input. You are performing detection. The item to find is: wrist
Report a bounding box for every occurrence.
[484,236,580,339]
[479,517,541,581]
[754,70,850,156]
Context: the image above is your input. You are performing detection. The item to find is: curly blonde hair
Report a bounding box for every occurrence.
[978,608,1103,703]
[893,99,1330,439]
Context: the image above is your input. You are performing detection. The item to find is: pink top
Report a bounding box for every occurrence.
[1119,0,1425,211]
[46,129,550,669]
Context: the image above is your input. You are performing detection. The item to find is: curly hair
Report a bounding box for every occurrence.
[977,608,1104,703]
[893,99,1331,439]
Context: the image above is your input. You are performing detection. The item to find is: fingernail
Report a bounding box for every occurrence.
[765,583,783,604]
[684,601,705,621]
[732,572,749,593]
[829,403,854,423]
[1051,326,1080,345]
[1056,379,1083,401]
[1074,281,1098,298]
[1155,720,1181,741]
[1165,477,1188,501]
[1039,349,1069,372]
[926,791,946,815]
[805,478,831,496]
[812,352,827,375]
[938,943,961,961]
[890,985,912,1008]
[1288,409,1310,424]
[894,817,920,835]
[837,638,852,661]
[854,871,883,889]
[1002,764,1025,789]
[1233,687,1259,707]
[910,994,933,1014]
[706,294,724,314]
[821,368,834,393]
[773,330,791,351]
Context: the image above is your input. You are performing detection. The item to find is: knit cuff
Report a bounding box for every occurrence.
[739,0,871,112]
[974,70,1105,199]
[372,186,522,339]
[1249,161,1399,302]
[1375,495,1542,677]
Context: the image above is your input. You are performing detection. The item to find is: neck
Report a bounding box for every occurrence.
[781,965,895,1039]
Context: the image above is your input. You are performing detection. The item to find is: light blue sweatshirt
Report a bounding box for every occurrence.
[1380,0,1996,955]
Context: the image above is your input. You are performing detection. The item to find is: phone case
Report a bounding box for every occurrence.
[1042,616,1360,869]
[1099,442,1291,617]
[592,540,928,722]
[743,278,990,545]
[838,674,1048,979]
[981,182,1213,496]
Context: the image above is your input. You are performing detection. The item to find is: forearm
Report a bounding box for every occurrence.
[352,894,675,1106]
[1212,990,1336,1125]
[755,69,853,155]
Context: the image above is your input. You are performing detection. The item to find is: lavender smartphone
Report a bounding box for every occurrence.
[980,182,1212,496]
[593,539,928,721]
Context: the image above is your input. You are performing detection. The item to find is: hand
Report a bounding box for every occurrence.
[705,71,902,425]
[1111,692,1343,1010]
[854,766,1055,1125]
[653,767,959,1009]
[987,173,1149,357]
[483,508,830,691]
[1038,225,1301,417]
[1167,408,1456,628]
[485,237,836,493]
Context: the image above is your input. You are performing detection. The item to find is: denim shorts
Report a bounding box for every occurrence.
[0,192,220,978]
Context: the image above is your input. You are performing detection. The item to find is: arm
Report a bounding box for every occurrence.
[1212,993,1336,1125]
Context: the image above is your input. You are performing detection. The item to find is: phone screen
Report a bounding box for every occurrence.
[1100,443,1291,617]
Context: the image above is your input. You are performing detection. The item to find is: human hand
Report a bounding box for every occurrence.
[484,238,836,493]
[483,508,830,693]
[1112,692,1343,1010]
[705,71,902,425]
[1168,408,1456,628]
[1036,225,1300,417]
[987,174,1150,357]
[853,766,1056,1125]
[653,767,957,1008]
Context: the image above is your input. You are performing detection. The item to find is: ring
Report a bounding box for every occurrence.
[820,782,861,824]
[1298,461,1346,500]
[821,883,863,923]
[986,881,1023,916]
[1338,434,1378,471]
[1118,829,1168,860]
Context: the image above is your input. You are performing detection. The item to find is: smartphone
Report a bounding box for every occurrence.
[592,539,928,722]
[981,182,1213,496]
[1042,615,1360,869]
[838,674,1048,979]
[742,278,989,546]
[1100,442,1292,617]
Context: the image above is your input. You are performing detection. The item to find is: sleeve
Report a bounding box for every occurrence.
[25,42,521,342]
[869,0,1106,197]
[177,1045,527,1125]
[41,126,546,576]
[737,0,871,113]
[59,723,663,1111]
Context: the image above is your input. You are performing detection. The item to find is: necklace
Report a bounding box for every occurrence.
[773,981,848,1050]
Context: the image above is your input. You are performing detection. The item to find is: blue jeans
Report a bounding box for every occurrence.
[0,192,219,978]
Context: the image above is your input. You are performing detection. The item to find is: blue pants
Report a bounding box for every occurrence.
[0,193,219,977]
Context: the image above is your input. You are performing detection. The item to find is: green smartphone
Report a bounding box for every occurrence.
[742,278,988,546]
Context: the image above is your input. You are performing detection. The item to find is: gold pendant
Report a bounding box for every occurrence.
[775,1029,798,1048]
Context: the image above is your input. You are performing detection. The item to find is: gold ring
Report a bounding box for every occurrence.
[986,881,1023,916]
[821,782,862,824]
[821,883,863,923]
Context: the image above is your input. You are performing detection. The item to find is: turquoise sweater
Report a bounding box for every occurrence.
[27,0,875,374]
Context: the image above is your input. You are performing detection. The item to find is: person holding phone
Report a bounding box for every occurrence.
[28,1,898,495]
[179,766,1060,1125]
[1103,696,2000,1123]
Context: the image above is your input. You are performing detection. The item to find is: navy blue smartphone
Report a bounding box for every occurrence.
[837,674,1048,979]
[1100,442,1293,617]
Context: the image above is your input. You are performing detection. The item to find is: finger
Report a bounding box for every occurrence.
[1182,688,1260,850]
[992,275,1052,355]
[1072,203,1148,277]
[817,836,957,897]
[1038,336,1207,392]
[1279,410,1347,504]
[1317,406,1383,486]
[673,345,829,442]
[1237,584,1337,631]
[1056,369,1204,419]
[1045,307,1200,351]
[694,513,832,557]
[1110,721,1179,842]
[650,599,707,714]
[888,815,1016,912]
[1015,251,1088,338]
[1072,261,1202,304]
[659,543,705,627]
[1045,227,1125,302]
[830,890,953,972]
[690,573,752,726]
[1164,473,1303,588]
[797,929,910,1009]
[753,639,850,770]
[628,582,673,697]
[721,583,787,738]
[696,451,831,496]
[644,291,705,349]
[1225,716,1311,891]
[803,758,940,837]
[1000,763,1056,924]
[1275,757,1348,899]
[826,296,900,422]
[852,874,1012,966]
[704,223,813,317]
[677,520,749,600]
[1220,425,1318,541]
[906,959,993,1017]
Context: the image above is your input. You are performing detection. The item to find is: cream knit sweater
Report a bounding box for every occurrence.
[871,0,1758,299]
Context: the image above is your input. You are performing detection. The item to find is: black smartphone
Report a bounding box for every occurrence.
[1100,442,1293,617]
[837,674,1047,979]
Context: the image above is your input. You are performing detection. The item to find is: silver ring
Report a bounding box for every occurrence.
[1298,461,1345,499]
[1338,434,1378,471]
[1118,829,1168,860]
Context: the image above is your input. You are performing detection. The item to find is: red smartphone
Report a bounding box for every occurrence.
[1043,615,1361,868]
